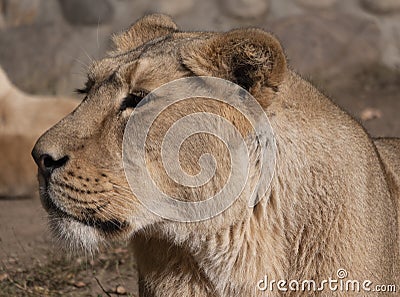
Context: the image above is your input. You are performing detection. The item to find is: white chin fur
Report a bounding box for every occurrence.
[48,215,103,255]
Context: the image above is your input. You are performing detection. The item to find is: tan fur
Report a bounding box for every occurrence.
[374,138,400,252]
[32,15,399,296]
[0,67,78,197]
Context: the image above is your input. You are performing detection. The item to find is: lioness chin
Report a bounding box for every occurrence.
[32,14,399,297]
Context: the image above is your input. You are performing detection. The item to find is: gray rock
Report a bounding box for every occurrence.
[296,0,337,9]
[58,0,114,26]
[362,0,400,14]
[0,22,111,95]
[1,0,41,28]
[0,5,4,28]
[267,13,381,78]
[150,0,195,17]
[0,23,74,94]
[222,0,269,18]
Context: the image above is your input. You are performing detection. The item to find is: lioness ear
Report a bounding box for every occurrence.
[181,29,286,94]
[112,14,178,52]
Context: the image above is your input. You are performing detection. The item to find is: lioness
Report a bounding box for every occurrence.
[32,14,399,296]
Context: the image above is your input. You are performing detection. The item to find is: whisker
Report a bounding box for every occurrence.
[109,182,133,193]
[96,191,135,206]
[80,47,95,64]
[96,16,100,51]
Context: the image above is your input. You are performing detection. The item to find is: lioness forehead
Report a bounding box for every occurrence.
[85,32,213,91]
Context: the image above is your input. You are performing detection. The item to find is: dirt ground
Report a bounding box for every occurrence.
[0,198,138,297]
[0,64,399,297]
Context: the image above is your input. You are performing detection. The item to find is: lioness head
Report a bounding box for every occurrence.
[32,14,287,253]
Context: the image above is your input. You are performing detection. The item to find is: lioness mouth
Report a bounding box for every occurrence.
[42,187,128,234]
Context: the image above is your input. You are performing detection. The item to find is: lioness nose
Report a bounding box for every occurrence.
[32,151,69,177]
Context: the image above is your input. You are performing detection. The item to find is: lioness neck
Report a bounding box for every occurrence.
[135,71,398,297]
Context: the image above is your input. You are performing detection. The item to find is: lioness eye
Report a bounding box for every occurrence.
[120,90,148,111]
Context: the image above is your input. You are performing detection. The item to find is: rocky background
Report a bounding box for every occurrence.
[0,0,399,296]
[1,0,400,136]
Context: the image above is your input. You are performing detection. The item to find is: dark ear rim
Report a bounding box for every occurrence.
[111,14,178,53]
[180,28,287,93]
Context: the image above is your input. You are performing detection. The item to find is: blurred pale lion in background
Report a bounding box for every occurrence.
[0,67,78,197]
